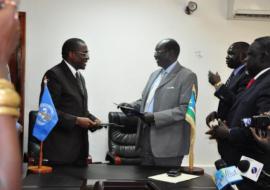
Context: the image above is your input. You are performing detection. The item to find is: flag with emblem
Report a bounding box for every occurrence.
[33,81,58,142]
[185,84,196,127]
[185,84,197,169]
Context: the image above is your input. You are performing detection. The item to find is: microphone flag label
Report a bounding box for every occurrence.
[221,166,243,184]
[239,156,264,182]
[215,170,229,190]
[215,166,243,190]
[33,84,58,142]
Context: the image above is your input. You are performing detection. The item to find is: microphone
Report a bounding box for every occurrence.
[237,156,265,182]
[214,159,242,190]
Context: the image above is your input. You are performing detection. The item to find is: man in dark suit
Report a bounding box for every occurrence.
[120,39,198,166]
[207,36,270,190]
[205,42,250,164]
[206,42,250,122]
[39,38,101,166]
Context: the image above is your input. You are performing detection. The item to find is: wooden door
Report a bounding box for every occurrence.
[8,12,26,149]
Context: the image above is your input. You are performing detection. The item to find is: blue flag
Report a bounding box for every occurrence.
[33,84,58,142]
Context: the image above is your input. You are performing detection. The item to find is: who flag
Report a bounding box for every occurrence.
[185,84,197,128]
[33,84,58,142]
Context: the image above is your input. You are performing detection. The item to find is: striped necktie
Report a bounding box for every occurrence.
[246,78,255,89]
[225,72,234,87]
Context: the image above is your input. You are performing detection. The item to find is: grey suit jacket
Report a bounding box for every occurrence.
[133,62,198,158]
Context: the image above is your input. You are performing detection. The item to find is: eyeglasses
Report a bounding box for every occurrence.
[75,51,89,58]
[154,50,167,55]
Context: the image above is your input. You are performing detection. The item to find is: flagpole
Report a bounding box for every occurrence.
[28,76,54,174]
[189,125,195,170]
[38,142,43,168]
[181,84,204,175]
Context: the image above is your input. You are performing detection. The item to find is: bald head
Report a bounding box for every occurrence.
[154,38,180,69]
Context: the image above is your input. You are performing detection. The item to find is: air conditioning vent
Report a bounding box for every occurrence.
[228,0,270,21]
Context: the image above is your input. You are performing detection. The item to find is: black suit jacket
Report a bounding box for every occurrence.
[39,61,97,165]
[221,69,270,167]
[215,66,251,120]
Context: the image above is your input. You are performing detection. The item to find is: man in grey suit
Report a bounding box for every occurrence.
[120,39,198,166]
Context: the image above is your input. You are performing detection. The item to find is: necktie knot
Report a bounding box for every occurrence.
[76,72,80,80]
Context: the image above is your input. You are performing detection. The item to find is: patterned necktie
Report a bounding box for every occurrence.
[225,72,234,87]
[76,72,85,95]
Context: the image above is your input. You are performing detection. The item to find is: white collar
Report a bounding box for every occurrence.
[64,59,77,77]
[254,67,270,80]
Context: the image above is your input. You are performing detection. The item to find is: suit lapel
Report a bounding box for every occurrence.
[228,67,245,89]
[157,62,182,89]
[60,61,85,99]
[141,70,162,111]
[230,69,270,111]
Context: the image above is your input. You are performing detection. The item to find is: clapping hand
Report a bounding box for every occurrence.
[208,71,221,86]
[206,111,218,128]
[205,120,230,140]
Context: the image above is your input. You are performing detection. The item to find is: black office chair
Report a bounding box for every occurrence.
[25,110,94,166]
[105,112,141,165]
[24,110,40,164]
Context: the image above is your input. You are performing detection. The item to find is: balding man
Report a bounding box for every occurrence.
[120,39,198,166]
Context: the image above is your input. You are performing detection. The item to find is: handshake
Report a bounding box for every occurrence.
[116,103,155,125]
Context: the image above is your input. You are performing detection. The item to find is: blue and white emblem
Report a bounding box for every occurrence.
[36,103,55,126]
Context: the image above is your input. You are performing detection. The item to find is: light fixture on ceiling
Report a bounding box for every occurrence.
[185,1,198,15]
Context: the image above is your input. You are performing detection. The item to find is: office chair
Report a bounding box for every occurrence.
[105,112,141,165]
[24,110,40,165]
[25,110,94,166]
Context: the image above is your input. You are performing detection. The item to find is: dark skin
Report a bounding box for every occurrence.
[208,44,246,86]
[246,41,270,77]
[119,39,179,124]
[145,39,179,123]
[205,120,230,140]
[206,44,248,138]
[154,39,178,70]
[206,43,248,128]
[250,125,270,152]
[0,0,19,79]
[66,42,101,128]
[0,1,21,190]
[206,40,270,140]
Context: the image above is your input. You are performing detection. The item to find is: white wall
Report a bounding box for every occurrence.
[19,0,270,170]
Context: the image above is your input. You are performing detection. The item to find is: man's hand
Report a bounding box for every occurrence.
[94,118,101,126]
[76,117,96,129]
[208,71,221,86]
[117,102,136,116]
[142,112,154,125]
[250,126,270,151]
[205,120,230,140]
[206,111,218,128]
[117,102,133,109]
